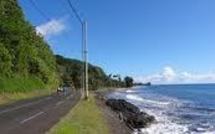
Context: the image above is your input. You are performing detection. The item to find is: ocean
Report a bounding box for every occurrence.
[107,84,215,134]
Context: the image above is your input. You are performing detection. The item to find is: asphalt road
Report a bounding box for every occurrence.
[0,89,81,134]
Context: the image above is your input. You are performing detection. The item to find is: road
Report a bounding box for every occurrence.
[0,89,81,134]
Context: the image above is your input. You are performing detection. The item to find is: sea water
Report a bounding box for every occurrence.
[107,84,215,134]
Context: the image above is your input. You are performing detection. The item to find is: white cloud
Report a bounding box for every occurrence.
[134,66,215,84]
[162,66,176,81]
[36,18,66,37]
[180,72,215,83]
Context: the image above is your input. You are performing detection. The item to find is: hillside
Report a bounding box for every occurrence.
[56,55,123,90]
[0,0,59,92]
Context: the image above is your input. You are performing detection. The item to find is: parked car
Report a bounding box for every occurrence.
[57,87,65,93]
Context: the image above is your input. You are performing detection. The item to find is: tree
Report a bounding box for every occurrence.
[0,43,12,76]
[124,76,133,87]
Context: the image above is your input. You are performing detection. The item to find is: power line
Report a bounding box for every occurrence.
[28,0,58,35]
[66,0,83,24]
[28,0,50,21]
[27,0,73,40]
[58,0,86,98]
[65,0,88,99]
[27,0,82,60]
[28,0,89,99]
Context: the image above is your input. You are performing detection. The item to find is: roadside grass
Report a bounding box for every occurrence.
[0,76,46,93]
[0,89,54,105]
[48,94,109,134]
[0,76,57,105]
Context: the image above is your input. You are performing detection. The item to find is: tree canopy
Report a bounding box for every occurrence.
[124,76,134,88]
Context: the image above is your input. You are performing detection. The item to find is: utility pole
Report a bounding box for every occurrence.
[82,21,89,99]
[67,0,88,99]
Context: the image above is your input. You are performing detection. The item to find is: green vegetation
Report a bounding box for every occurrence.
[124,76,134,87]
[0,89,54,105]
[0,76,45,93]
[48,95,109,134]
[0,0,59,93]
[56,55,124,90]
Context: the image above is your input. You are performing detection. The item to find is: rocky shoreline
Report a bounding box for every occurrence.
[106,99,155,129]
[95,89,156,134]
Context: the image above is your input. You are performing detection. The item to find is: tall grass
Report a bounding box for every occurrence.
[0,76,46,93]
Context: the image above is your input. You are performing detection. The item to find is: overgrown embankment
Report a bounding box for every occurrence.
[0,76,45,93]
[0,89,53,105]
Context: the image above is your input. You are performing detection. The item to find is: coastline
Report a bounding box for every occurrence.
[104,85,215,134]
[95,86,155,134]
[95,91,132,134]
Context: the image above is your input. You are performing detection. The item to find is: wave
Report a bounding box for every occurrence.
[126,94,170,105]
[139,121,188,134]
[126,89,136,93]
[138,108,215,134]
[182,105,215,113]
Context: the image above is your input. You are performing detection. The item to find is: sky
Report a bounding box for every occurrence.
[18,0,215,84]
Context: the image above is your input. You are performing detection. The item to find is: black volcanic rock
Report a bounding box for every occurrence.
[106,99,140,113]
[106,99,155,129]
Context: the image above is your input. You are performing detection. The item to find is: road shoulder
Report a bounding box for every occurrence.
[47,94,109,134]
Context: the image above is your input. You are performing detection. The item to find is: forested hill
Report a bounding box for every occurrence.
[56,55,123,90]
[0,0,59,92]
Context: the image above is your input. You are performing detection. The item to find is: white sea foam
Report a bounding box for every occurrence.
[132,99,215,134]
[126,89,136,93]
[140,122,188,134]
[125,94,214,134]
[198,132,215,134]
[126,94,170,105]
[136,107,189,134]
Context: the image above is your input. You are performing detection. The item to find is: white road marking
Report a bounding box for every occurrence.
[66,95,73,100]
[56,101,64,106]
[0,97,52,115]
[45,97,52,100]
[20,111,44,124]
